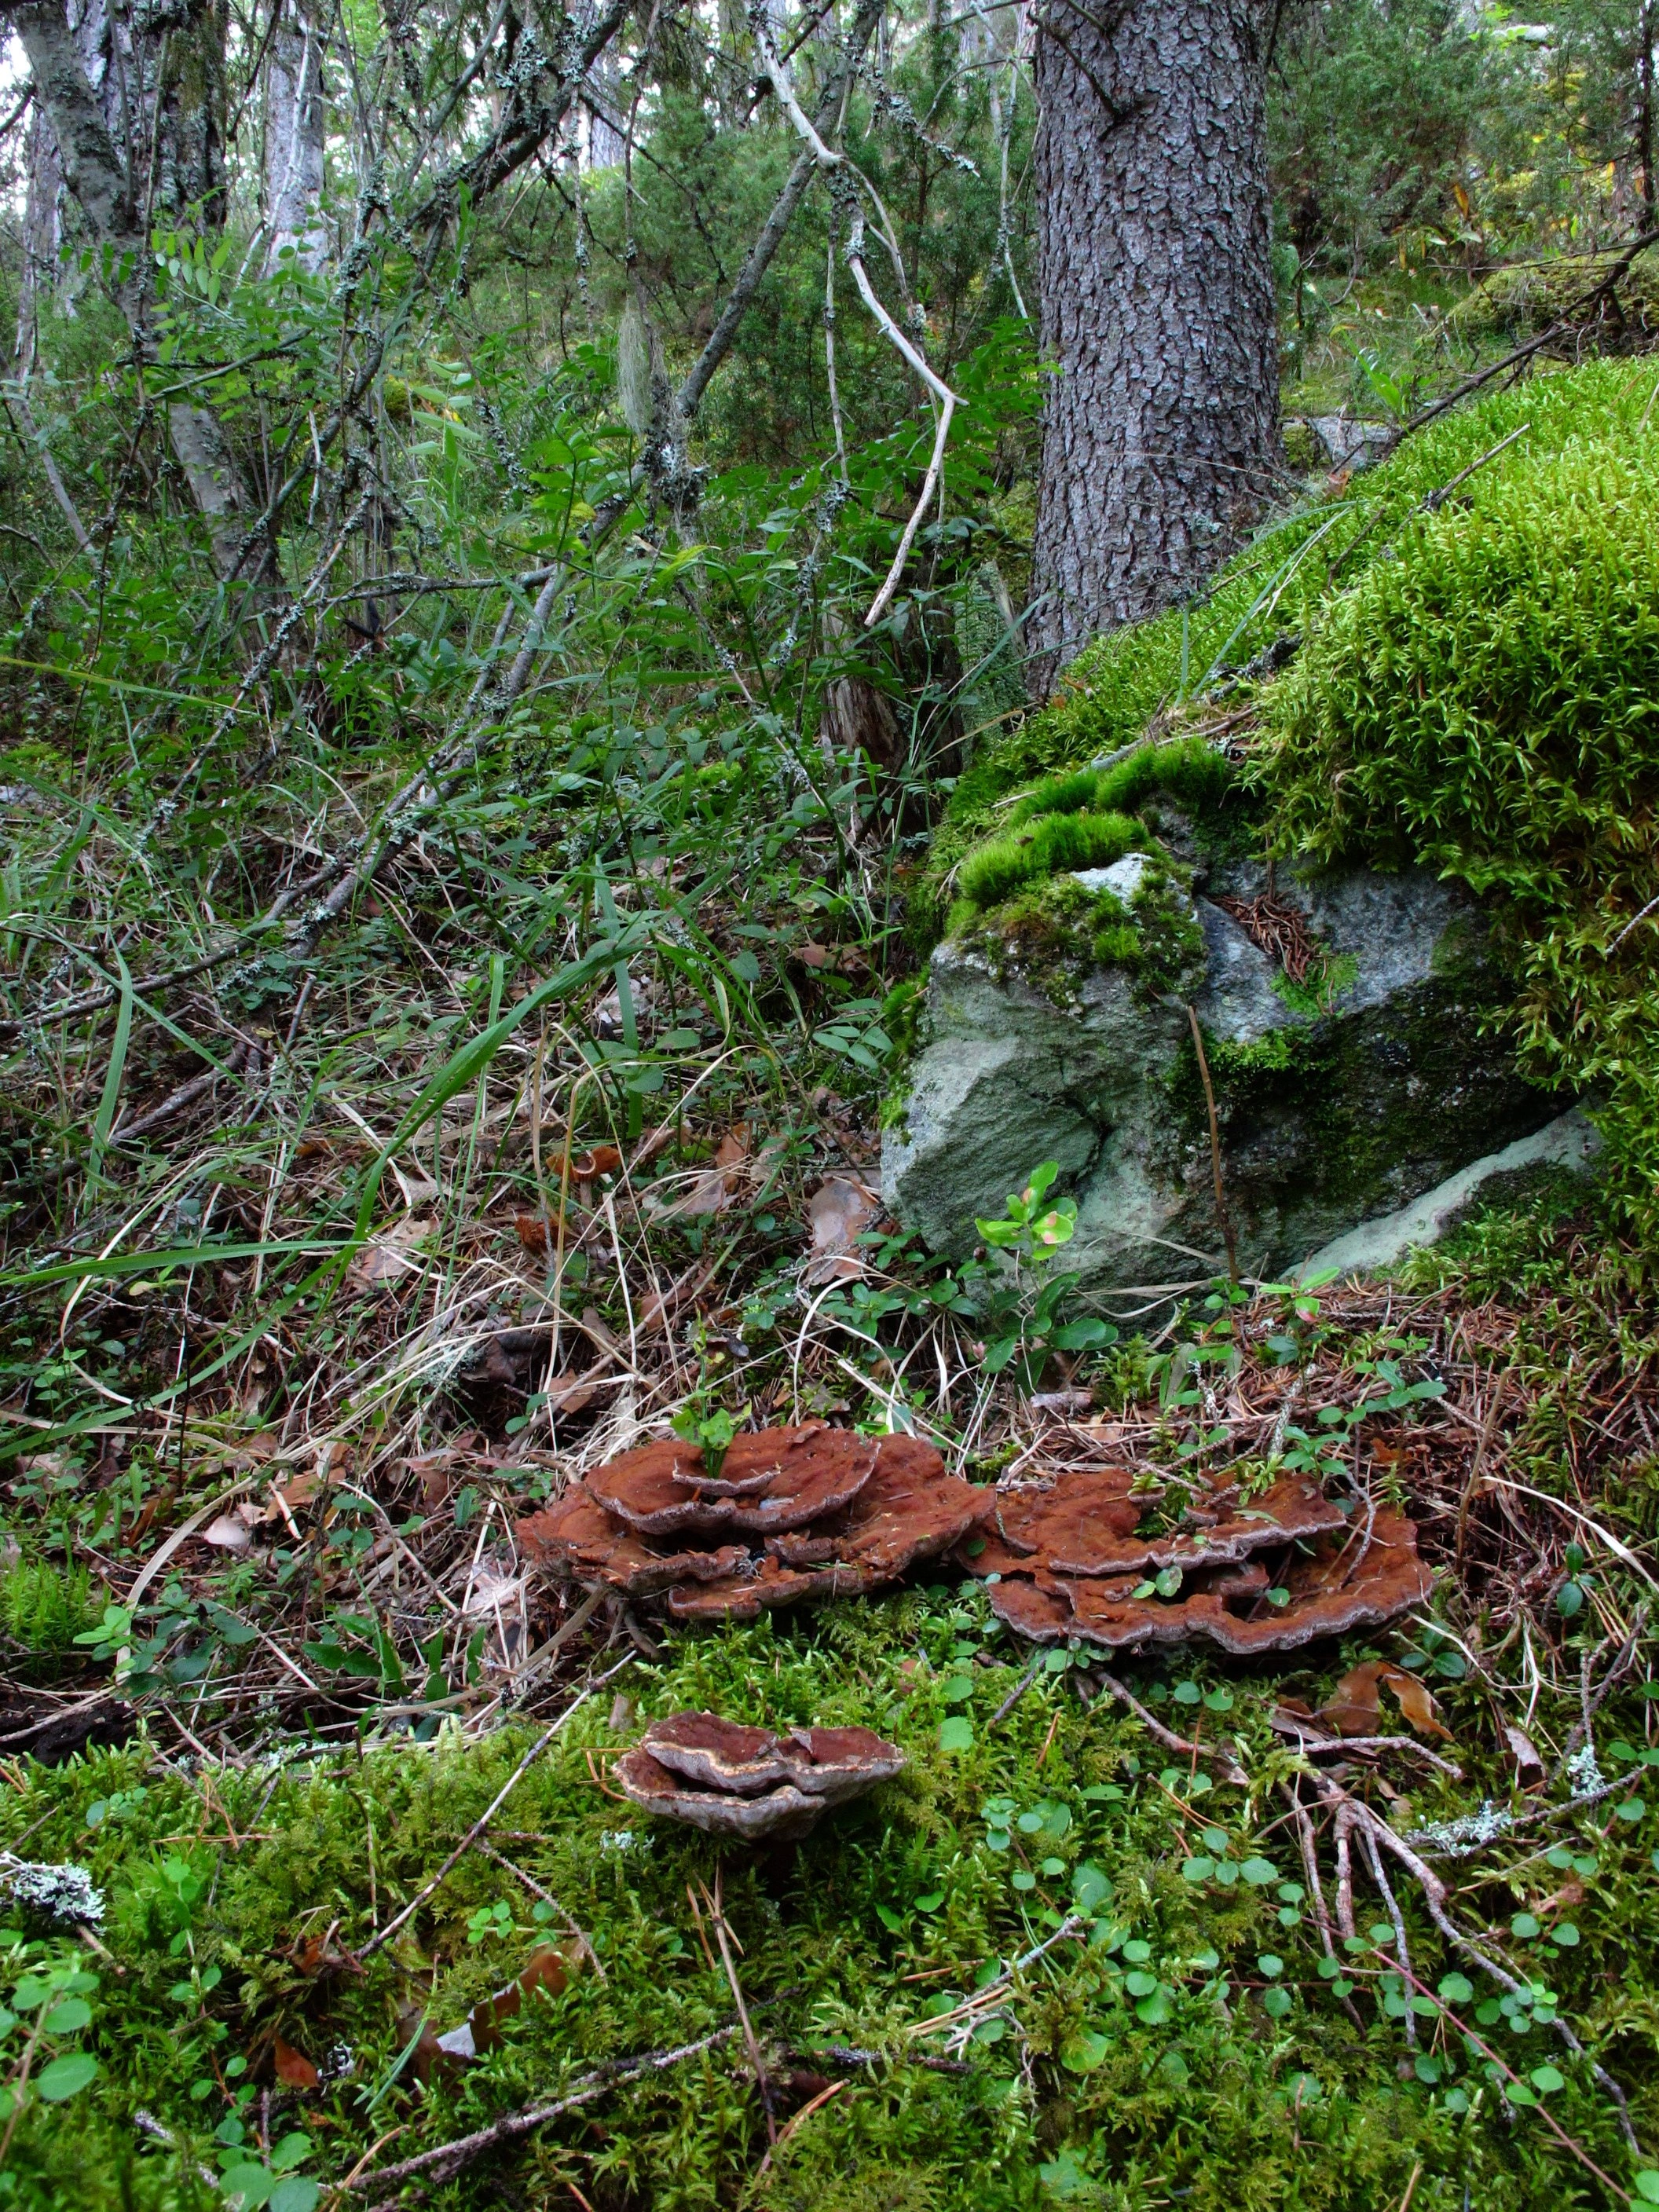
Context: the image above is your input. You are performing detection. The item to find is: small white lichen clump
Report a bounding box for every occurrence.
[0,1854,105,1928]
[1406,1802,1513,1857]
[1566,1743,1606,1796]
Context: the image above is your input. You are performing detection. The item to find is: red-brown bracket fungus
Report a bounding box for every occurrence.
[614,1712,906,1840]
[954,1465,1430,1653]
[517,1426,991,1619]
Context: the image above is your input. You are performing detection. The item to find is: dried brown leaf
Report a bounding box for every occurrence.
[804,1174,880,1285]
[345,1216,434,1293]
[1320,1659,1452,1741]
[273,2038,320,2089]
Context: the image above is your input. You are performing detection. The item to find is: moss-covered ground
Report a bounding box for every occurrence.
[8,1187,1659,2212]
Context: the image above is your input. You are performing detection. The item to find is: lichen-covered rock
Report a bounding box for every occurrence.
[882,851,1562,1294]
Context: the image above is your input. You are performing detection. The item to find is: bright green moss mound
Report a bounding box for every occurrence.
[958,808,1141,910]
[1258,434,1659,892]
[937,738,1247,934]
[1445,251,1659,345]
[921,358,1659,1220]
[923,359,1659,934]
[1256,421,1659,1219]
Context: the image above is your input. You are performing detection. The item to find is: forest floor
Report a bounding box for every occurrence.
[6,266,1659,2211]
[5,884,1659,2211]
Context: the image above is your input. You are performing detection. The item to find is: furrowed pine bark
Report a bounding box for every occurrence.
[1027,0,1279,688]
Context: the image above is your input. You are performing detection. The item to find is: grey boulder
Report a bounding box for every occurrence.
[881,859,1573,1297]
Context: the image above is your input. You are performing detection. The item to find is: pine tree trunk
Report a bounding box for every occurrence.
[1027,0,1279,689]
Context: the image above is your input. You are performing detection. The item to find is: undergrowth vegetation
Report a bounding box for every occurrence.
[7,0,1659,2194]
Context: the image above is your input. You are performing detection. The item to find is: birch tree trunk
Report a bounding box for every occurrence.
[263,0,328,273]
[1027,0,1279,688]
[8,0,252,577]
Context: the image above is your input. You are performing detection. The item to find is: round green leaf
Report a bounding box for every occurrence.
[1202,1826,1229,1854]
[1124,1970,1159,1998]
[1258,1954,1284,1979]
[274,2141,314,2179]
[1633,2172,1659,2205]
[1072,1864,1112,1914]
[1530,2065,1566,2093]
[269,2187,320,2212]
[1262,1986,1293,2019]
[1505,2081,1537,2106]
[1511,1913,1540,1939]
[42,1999,91,2034]
[1061,2029,1110,2074]
[1551,1921,1580,1948]
[939,1715,974,1753]
[1172,1681,1201,1705]
[222,2168,276,2210]
[1617,1797,1646,1822]
[1240,1858,1277,1886]
[1181,1856,1214,1884]
[1438,1972,1474,2004]
[35,2053,97,2102]
[1010,1870,1036,1892]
